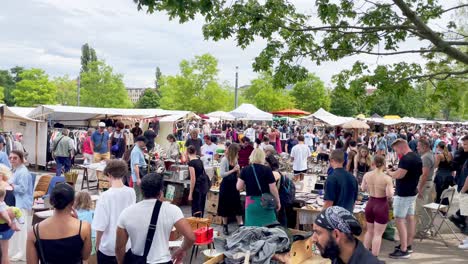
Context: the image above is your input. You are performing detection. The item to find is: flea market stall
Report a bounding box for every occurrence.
[0,104,48,167]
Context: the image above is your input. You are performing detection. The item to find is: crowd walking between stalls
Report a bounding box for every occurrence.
[0,117,465,263]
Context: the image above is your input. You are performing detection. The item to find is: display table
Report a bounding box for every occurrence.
[79,163,106,191]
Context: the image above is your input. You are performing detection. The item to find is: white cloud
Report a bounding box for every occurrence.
[0,0,454,90]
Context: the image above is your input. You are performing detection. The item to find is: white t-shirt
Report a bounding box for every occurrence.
[245,128,256,142]
[291,143,311,171]
[201,143,218,157]
[92,186,136,256]
[117,199,184,263]
[304,133,314,147]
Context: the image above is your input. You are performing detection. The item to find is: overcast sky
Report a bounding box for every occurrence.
[0,0,454,88]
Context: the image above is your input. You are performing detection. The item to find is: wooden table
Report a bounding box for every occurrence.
[79,164,103,191]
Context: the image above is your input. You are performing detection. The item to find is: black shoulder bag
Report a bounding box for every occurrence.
[124,200,163,264]
[251,165,276,210]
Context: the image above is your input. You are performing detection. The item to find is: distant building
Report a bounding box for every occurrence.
[126,87,152,103]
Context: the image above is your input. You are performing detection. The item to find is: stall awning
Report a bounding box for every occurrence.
[27,105,171,122]
[1,104,41,122]
[301,108,353,126]
[229,104,273,121]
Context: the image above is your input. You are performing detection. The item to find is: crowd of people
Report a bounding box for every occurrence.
[0,117,465,263]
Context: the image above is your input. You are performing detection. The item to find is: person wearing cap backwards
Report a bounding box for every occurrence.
[131,136,148,202]
[313,206,383,264]
[26,183,92,263]
[91,122,111,162]
[387,138,422,259]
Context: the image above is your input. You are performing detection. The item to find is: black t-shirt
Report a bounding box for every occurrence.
[143,129,157,147]
[240,164,275,196]
[131,127,142,138]
[188,158,208,192]
[324,168,358,213]
[185,138,203,156]
[396,152,423,197]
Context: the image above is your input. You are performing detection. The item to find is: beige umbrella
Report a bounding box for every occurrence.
[341,119,370,141]
[342,119,370,129]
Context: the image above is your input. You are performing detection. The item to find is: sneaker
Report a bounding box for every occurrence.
[394,244,413,253]
[389,249,411,259]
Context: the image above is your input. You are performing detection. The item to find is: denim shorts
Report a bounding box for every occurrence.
[0,228,14,240]
[393,195,417,218]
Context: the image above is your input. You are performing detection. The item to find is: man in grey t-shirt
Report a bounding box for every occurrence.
[416,138,435,234]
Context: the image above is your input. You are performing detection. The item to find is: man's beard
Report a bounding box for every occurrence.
[316,236,340,260]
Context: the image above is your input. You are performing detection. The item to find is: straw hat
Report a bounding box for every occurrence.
[0,164,12,181]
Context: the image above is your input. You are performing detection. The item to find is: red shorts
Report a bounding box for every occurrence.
[365,196,389,224]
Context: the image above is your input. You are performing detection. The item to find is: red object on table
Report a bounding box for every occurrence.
[194,227,214,243]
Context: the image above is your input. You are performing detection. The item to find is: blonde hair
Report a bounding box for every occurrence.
[0,164,12,182]
[226,143,240,166]
[249,148,266,164]
[74,191,93,210]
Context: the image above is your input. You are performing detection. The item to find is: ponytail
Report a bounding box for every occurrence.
[438,141,452,162]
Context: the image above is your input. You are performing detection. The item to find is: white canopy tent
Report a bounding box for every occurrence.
[229,104,273,121]
[27,105,171,126]
[1,105,48,167]
[155,111,199,149]
[302,108,354,127]
[206,111,235,121]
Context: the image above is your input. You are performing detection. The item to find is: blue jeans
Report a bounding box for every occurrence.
[55,156,71,176]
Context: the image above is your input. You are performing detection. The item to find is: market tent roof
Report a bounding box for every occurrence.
[0,104,41,122]
[371,113,382,118]
[229,104,273,121]
[272,108,310,116]
[366,117,402,126]
[342,119,370,129]
[159,111,198,122]
[27,105,170,121]
[302,108,353,126]
[206,111,235,120]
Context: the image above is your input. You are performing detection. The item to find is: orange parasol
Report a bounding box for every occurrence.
[272,108,311,116]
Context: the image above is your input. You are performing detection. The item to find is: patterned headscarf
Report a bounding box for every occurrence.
[315,206,362,236]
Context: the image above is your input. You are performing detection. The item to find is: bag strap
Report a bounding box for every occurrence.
[251,165,264,194]
[143,200,163,258]
[33,224,48,264]
[53,136,65,152]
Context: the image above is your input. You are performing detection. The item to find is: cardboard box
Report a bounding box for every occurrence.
[206,213,223,225]
[186,216,212,231]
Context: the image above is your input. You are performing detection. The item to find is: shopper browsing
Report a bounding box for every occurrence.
[290,135,311,181]
[92,160,136,264]
[387,139,422,259]
[116,174,195,264]
[131,136,147,202]
[323,149,358,213]
[91,122,111,162]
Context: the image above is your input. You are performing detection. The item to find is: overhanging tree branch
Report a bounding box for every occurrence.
[406,69,468,81]
[393,0,468,65]
[440,4,468,14]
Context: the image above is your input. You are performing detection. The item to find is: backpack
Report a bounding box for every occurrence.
[278,172,296,205]
[123,145,135,163]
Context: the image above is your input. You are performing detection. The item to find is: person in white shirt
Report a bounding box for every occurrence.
[201,135,218,164]
[202,121,211,137]
[244,124,256,143]
[291,135,311,181]
[116,173,195,264]
[92,160,136,263]
[259,137,270,150]
[304,129,314,151]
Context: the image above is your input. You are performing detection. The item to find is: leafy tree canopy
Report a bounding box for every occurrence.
[80,60,133,108]
[290,73,330,113]
[136,88,160,108]
[12,68,57,107]
[159,53,233,113]
[81,43,97,73]
[0,70,15,106]
[242,71,295,112]
[54,75,77,106]
[135,0,468,85]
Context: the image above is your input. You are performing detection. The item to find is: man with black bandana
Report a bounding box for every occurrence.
[312,206,383,264]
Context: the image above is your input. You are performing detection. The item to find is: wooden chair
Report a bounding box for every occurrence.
[33,175,52,199]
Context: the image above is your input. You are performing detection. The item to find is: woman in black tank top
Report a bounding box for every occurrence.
[434,142,455,203]
[26,183,91,263]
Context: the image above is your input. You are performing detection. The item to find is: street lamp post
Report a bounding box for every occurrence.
[77,75,81,106]
[235,66,239,108]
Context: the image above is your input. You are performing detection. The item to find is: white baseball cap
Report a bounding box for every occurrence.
[98,122,106,127]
